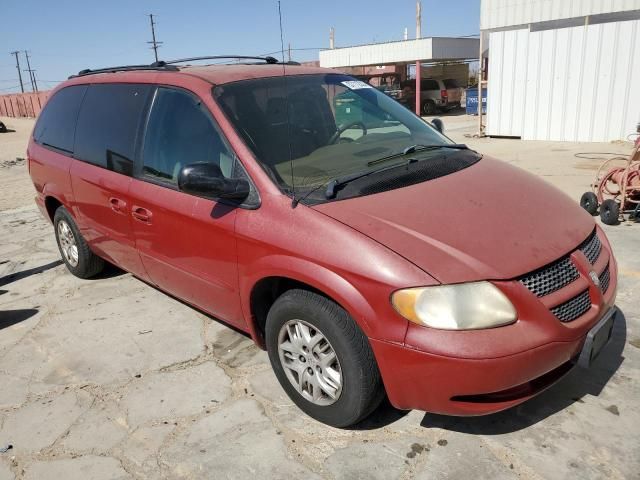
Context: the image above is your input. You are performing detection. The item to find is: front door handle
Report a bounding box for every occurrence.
[109,197,127,214]
[131,205,153,223]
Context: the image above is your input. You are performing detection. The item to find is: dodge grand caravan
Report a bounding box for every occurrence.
[28,57,618,427]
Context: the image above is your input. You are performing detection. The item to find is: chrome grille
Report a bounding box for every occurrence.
[519,257,579,297]
[551,290,591,322]
[578,231,602,265]
[599,263,611,293]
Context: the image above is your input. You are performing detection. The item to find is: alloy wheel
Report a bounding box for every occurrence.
[277,319,342,406]
[57,220,79,267]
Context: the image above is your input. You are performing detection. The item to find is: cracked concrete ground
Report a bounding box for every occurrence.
[0,115,639,479]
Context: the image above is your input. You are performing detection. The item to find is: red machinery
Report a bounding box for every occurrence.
[580,128,640,224]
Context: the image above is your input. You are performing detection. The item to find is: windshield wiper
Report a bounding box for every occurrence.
[367,143,470,167]
[325,159,419,199]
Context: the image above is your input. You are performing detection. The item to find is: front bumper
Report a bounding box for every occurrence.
[372,231,618,416]
[371,335,585,415]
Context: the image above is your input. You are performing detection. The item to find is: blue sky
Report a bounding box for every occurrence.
[2,0,479,93]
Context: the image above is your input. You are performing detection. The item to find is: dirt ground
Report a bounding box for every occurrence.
[0,114,639,480]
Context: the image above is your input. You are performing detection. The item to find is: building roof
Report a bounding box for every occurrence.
[319,37,479,68]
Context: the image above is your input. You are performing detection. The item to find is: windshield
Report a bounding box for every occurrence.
[214,73,477,203]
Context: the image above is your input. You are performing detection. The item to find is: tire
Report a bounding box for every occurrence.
[422,100,436,115]
[580,192,599,215]
[265,289,384,427]
[53,206,105,278]
[599,199,620,225]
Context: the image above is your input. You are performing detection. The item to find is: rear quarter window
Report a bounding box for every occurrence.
[74,84,152,175]
[33,85,87,153]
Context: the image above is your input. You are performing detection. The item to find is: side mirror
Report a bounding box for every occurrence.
[431,118,444,134]
[178,163,250,201]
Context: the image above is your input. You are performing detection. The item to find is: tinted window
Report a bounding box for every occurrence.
[74,84,152,175]
[142,88,235,185]
[34,85,87,153]
[443,79,460,89]
[421,80,440,91]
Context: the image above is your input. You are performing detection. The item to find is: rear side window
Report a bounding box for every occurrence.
[443,79,460,89]
[33,85,87,153]
[142,88,235,185]
[74,84,152,175]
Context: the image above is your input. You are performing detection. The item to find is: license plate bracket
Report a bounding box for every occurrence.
[578,308,616,368]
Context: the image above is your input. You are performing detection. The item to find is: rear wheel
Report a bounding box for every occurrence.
[54,207,104,278]
[422,100,436,115]
[600,199,620,225]
[580,192,599,215]
[265,289,384,427]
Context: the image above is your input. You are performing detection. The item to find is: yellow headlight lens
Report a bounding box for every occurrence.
[391,282,517,330]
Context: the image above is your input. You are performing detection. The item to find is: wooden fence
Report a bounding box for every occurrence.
[0,91,50,118]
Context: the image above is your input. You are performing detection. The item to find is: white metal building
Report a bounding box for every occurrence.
[319,37,479,68]
[482,0,640,141]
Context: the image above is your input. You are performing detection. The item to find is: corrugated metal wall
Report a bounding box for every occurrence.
[481,0,640,30]
[486,20,640,141]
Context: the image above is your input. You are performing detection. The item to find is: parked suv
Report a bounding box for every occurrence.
[28,57,618,427]
[401,77,463,115]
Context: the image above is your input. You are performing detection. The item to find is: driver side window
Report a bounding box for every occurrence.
[142,87,235,185]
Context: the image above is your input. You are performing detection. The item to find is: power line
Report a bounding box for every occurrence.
[0,84,23,92]
[9,51,24,93]
[147,14,163,62]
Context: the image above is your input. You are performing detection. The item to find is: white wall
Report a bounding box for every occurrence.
[319,38,479,68]
[481,0,640,30]
[486,20,640,141]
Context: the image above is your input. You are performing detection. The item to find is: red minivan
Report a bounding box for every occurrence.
[28,57,618,427]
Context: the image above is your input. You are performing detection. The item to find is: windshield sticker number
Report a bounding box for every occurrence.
[342,80,373,90]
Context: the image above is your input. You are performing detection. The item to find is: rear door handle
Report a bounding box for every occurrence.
[109,197,127,214]
[131,205,153,223]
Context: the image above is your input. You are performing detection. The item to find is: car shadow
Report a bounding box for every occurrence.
[0,308,39,330]
[0,260,63,287]
[420,309,627,434]
[87,261,126,280]
[348,396,411,430]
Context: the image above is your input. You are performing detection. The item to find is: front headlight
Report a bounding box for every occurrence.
[391,281,517,330]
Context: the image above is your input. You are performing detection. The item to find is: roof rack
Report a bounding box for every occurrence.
[154,55,280,66]
[70,55,299,79]
[70,64,179,79]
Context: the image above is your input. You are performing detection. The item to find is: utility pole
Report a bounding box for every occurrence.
[24,51,38,92]
[477,31,485,137]
[10,51,25,93]
[329,27,335,49]
[288,42,291,62]
[147,14,163,62]
[415,1,422,116]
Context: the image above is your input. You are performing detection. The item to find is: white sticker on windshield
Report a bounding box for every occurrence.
[341,80,373,90]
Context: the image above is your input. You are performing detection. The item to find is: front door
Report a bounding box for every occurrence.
[128,87,244,327]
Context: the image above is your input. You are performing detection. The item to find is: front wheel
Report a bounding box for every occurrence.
[265,289,384,427]
[54,206,105,278]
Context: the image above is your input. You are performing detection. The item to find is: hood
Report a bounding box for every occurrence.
[313,157,594,284]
